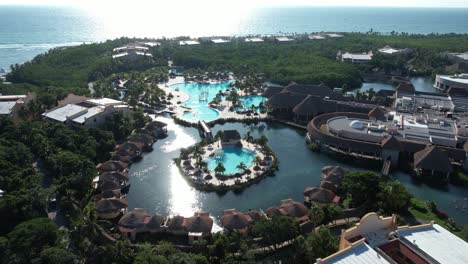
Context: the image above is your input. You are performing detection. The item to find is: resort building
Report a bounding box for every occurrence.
[221,130,241,145]
[42,97,129,128]
[95,198,128,219]
[112,43,153,59]
[276,36,294,42]
[326,33,344,38]
[210,38,230,44]
[316,212,468,264]
[118,208,166,240]
[378,46,413,55]
[179,40,200,46]
[445,51,468,64]
[309,35,326,40]
[244,37,264,43]
[265,82,377,123]
[0,93,35,120]
[266,199,309,223]
[434,73,468,93]
[337,50,373,64]
[304,187,340,205]
[307,110,466,179]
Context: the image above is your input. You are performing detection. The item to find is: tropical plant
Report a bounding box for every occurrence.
[214,162,226,176]
[236,162,248,174]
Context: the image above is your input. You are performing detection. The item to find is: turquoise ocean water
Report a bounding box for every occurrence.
[1,6,468,70]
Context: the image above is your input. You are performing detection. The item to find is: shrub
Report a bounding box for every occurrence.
[410,198,428,213]
[308,143,320,152]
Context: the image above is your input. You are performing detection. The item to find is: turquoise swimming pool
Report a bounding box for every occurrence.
[170,81,232,122]
[206,146,255,175]
[239,95,266,111]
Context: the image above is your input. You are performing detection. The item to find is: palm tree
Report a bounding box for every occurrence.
[254,156,262,169]
[243,131,254,144]
[236,162,248,174]
[214,162,226,176]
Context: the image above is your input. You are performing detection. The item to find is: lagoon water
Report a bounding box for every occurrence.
[2,6,468,70]
[127,116,468,226]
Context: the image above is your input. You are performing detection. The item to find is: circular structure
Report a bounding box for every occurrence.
[350,120,365,129]
[206,146,255,175]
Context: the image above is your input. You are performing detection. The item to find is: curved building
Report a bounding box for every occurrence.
[434,74,468,93]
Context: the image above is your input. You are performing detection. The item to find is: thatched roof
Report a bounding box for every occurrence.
[282,82,332,98]
[97,160,128,172]
[101,189,121,199]
[414,146,453,173]
[396,82,415,93]
[368,107,387,120]
[221,209,253,230]
[321,166,350,186]
[279,199,308,218]
[116,142,144,155]
[99,171,128,182]
[167,215,186,232]
[128,134,154,146]
[145,214,165,231]
[184,212,213,233]
[261,87,284,98]
[267,91,308,110]
[265,206,284,217]
[319,180,338,192]
[292,95,331,116]
[304,187,339,204]
[246,210,266,223]
[146,121,167,129]
[118,208,149,229]
[99,180,121,191]
[381,136,402,150]
[96,198,128,214]
[223,130,241,141]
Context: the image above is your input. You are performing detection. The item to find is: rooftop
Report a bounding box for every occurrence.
[398,224,468,264]
[87,98,124,106]
[43,104,88,122]
[211,38,230,44]
[245,37,264,42]
[438,74,468,84]
[179,40,200,45]
[276,36,294,42]
[71,106,104,124]
[342,52,373,61]
[318,240,390,264]
[0,101,17,115]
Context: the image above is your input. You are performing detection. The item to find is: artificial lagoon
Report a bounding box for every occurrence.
[127,115,468,225]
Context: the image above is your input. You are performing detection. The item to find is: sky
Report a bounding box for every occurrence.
[0,0,468,8]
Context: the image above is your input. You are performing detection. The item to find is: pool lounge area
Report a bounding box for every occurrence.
[206,146,255,175]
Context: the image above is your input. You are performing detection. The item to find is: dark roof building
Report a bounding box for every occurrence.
[304,187,340,205]
[281,82,332,98]
[221,209,253,233]
[414,146,453,176]
[368,107,387,121]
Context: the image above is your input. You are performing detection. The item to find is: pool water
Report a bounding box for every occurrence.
[238,95,266,111]
[206,146,255,175]
[170,81,232,122]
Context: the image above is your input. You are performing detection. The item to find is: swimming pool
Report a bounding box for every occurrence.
[239,95,266,111]
[206,146,255,175]
[170,81,232,122]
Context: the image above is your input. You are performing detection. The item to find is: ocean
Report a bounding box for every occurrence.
[1,5,468,70]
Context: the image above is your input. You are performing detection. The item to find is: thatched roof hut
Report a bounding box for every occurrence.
[116,142,144,156]
[279,199,308,219]
[319,180,338,193]
[267,91,308,110]
[99,180,121,192]
[381,136,402,150]
[167,215,186,233]
[414,146,453,173]
[221,209,253,231]
[304,187,340,204]
[96,198,128,214]
[101,189,122,199]
[184,212,213,234]
[265,206,285,218]
[145,214,166,232]
[292,95,332,117]
[321,166,350,186]
[261,86,284,98]
[368,107,387,121]
[128,134,154,146]
[246,210,266,223]
[99,171,128,182]
[118,208,149,229]
[396,82,415,94]
[97,160,128,172]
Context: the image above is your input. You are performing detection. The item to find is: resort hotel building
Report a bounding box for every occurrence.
[42,95,129,128]
[434,73,468,93]
[378,46,413,56]
[0,93,35,120]
[112,43,154,59]
[337,50,373,64]
[316,212,468,264]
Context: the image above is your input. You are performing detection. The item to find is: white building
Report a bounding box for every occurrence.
[42,97,129,128]
[317,212,468,264]
[446,52,468,63]
[245,37,264,43]
[434,73,468,93]
[276,36,294,42]
[378,45,412,55]
[179,40,200,46]
[0,93,35,119]
[112,44,153,59]
[211,38,230,44]
[309,35,326,40]
[338,50,373,64]
[326,33,343,38]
